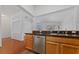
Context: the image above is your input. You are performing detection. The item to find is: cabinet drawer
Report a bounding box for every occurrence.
[62,38,79,46]
[46,36,63,42]
[60,44,79,54]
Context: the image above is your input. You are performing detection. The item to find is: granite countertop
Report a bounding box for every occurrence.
[46,34,79,38]
[25,33,79,38]
[25,33,33,35]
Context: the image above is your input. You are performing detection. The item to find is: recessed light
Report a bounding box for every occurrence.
[1,14,5,16]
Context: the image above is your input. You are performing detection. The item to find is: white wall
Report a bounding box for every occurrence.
[34,6,77,31]
[11,10,33,33]
[1,15,11,38]
[11,11,33,41]
[0,14,2,47]
[76,6,79,30]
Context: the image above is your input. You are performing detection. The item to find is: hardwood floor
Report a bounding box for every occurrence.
[19,50,34,54]
[0,38,25,54]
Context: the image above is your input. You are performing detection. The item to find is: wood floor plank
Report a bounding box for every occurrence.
[0,38,25,54]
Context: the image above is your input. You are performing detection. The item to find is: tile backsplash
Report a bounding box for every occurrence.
[35,21,62,31]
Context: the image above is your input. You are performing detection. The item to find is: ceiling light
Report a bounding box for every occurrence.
[1,14,5,16]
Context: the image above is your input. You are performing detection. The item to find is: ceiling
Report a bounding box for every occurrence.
[0,5,74,17]
[21,5,74,16]
[0,5,22,17]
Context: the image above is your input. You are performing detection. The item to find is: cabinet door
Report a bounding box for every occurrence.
[46,41,59,54]
[24,35,33,50]
[60,44,79,54]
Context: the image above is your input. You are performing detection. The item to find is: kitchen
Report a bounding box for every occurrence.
[0,5,79,54]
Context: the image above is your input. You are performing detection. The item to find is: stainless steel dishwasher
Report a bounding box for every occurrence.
[33,35,46,54]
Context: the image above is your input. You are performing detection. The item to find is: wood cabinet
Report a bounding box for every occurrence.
[60,44,79,54]
[24,34,33,50]
[24,34,79,54]
[46,41,59,54]
[46,36,79,54]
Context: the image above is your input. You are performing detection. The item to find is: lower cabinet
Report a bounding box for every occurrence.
[25,39,33,50]
[46,41,59,54]
[46,36,79,54]
[24,34,33,50]
[46,41,79,54]
[24,34,79,54]
[60,44,79,54]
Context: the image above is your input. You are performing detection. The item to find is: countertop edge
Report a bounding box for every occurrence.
[25,33,79,38]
